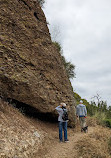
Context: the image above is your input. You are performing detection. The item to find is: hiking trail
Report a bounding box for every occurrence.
[34,120,94,158]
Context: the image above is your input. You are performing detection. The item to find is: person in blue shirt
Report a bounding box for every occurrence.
[55,103,69,142]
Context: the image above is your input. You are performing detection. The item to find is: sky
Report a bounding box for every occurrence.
[43,0,111,106]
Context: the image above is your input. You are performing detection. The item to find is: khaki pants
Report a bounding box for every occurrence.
[79,117,86,128]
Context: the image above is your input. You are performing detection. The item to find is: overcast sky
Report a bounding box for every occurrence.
[43,0,111,106]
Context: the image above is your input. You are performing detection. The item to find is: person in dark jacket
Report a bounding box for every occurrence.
[55,103,69,142]
[76,100,87,132]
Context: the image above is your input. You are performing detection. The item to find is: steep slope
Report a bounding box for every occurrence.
[0,0,76,126]
[0,99,45,158]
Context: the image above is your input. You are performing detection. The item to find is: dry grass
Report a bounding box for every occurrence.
[0,99,45,158]
[88,126,111,141]
[87,116,99,127]
[75,126,111,158]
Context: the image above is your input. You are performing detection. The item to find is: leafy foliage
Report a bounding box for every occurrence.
[74,92,81,103]
[107,106,111,118]
[53,41,61,52]
[53,42,76,79]
[103,119,111,128]
[88,100,111,128]
[62,56,75,79]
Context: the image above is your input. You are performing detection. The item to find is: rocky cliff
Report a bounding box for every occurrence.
[0,0,76,126]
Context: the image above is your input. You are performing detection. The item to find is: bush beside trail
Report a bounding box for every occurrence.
[103,119,111,128]
[75,126,111,158]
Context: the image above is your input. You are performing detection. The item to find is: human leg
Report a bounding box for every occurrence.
[79,117,86,132]
[82,117,86,128]
[59,121,63,141]
[79,117,83,129]
[63,121,68,141]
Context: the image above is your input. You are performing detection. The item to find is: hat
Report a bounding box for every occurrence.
[60,103,66,107]
[80,100,83,103]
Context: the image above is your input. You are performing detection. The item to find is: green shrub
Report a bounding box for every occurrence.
[103,119,111,128]
[53,41,62,52]
[74,92,81,105]
[93,111,106,125]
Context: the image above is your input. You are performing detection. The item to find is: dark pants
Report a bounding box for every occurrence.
[59,121,67,141]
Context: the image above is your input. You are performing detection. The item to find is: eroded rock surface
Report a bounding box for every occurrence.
[0,0,76,126]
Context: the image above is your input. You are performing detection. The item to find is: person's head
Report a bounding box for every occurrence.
[60,103,66,108]
[80,100,83,104]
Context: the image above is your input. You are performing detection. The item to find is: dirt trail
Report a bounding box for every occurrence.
[44,127,94,158]
[34,120,94,158]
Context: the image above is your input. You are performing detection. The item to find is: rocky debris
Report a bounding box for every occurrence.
[0,0,76,126]
[0,99,45,158]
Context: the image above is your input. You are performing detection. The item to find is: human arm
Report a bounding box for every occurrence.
[55,105,62,112]
[84,106,87,116]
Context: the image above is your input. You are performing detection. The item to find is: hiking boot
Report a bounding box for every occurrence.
[81,128,83,132]
[59,140,63,143]
[64,139,69,142]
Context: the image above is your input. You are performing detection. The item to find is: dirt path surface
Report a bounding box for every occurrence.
[34,120,94,158]
[44,127,93,158]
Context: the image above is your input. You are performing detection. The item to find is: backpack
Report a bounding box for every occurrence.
[62,108,68,121]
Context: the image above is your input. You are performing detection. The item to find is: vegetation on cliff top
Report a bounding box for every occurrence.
[53,41,76,79]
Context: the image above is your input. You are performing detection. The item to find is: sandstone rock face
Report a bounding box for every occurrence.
[0,0,76,126]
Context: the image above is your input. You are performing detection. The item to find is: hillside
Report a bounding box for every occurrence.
[0,99,45,157]
[0,99,111,158]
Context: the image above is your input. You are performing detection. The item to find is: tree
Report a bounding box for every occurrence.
[107,106,111,119]
[91,93,101,107]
